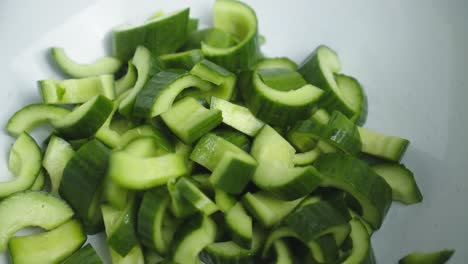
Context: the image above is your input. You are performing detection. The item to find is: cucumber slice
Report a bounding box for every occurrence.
[190,59,236,101]
[272,240,293,264]
[171,215,217,264]
[116,124,174,151]
[342,218,370,264]
[288,111,362,155]
[183,27,238,51]
[102,205,145,264]
[336,74,367,124]
[42,135,74,195]
[113,8,190,60]
[109,151,187,190]
[251,125,295,166]
[159,49,204,70]
[210,152,257,194]
[176,177,218,215]
[39,74,115,104]
[51,47,122,78]
[298,45,355,117]
[52,95,114,139]
[161,97,222,144]
[258,68,307,91]
[255,57,298,71]
[399,250,455,264]
[372,163,423,204]
[2,133,42,197]
[312,234,339,263]
[359,127,410,162]
[102,176,131,210]
[8,220,86,264]
[293,147,321,166]
[30,169,45,191]
[167,178,197,218]
[212,129,251,152]
[6,104,70,137]
[315,153,392,229]
[108,198,139,257]
[225,202,252,248]
[138,188,174,255]
[242,67,323,126]
[118,46,162,116]
[123,136,170,158]
[62,244,103,264]
[60,139,111,233]
[201,0,259,71]
[116,61,138,96]
[242,191,303,228]
[133,70,213,117]
[312,108,331,124]
[198,241,255,264]
[0,191,74,251]
[214,189,236,213]
[210,97,264,136]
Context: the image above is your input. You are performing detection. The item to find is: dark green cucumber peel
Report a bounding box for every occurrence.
[108,198,139,257]
[399,250,455,264]
[199,241,255,264]
[62,244,103,264]
[159,49,204,70]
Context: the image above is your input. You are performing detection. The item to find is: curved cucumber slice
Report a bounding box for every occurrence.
[342,218,370,264]
[116,124,174,152]
[225,202,252,248]
[42,135,75,195]
[258,68,307,91]
[298,45,355,117]
[272,240,293,264]
[198,241,255,264]
[210,97,264,136]
[133,70,213,117]
[212,129,251,152]
[243,68,323,126]
[109,151,187,190]
[215,189,236,213]
[6,104,70,137]
[108,199,139,257]
[3,133,42,197]
[63,244,103,264]
[372,163,423,204]
[190,59,236,101]
[8,220,86,264]
[52,95,114,139]
[60,139,111,233]
[399,250,455,264]
[251,125,295,166]
[0,191,74,251]
[201,0,259,71]
[293,147,321,166]
[315,153,392,229]
[30,169,45,191]
[161,96,222,144]
[336,74,367,124]
[359,127,410,162]
[123,136,170,158]
[51,47,122,78]
[159,49,204,70]
[184,27,238,50]
[255,57,297,71]
[171,215,217,264]
[116,61,138,96]
[176,177,218,215]
[113,8,190,61]
[167,178,197,218]
[39,74,115,104]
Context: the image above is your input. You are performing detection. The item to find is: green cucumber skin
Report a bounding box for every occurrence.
[298,46,354,118]
[55,95,114,140]
[398,250,455,264]
[59,139,111,233]
[159,49,204,70]
[210,155,257,195]
[62,244,103,264]
[283,201,349,242]
[358,127,410,162]
[315,153,392,229]
[108,200,139,257]
[182,28,238,51]
[113,8,190,61]
[212,129,251,152]
[335,74,368,125]
[198,243,255,264]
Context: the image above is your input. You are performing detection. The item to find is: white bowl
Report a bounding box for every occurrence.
[0,0,466,263]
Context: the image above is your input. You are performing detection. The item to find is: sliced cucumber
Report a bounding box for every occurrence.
[372,163,423,204]
[212,129,251,152]
[0,191,74,251]
[113,8,190,60]
[342,218,370,264]
[399,250,455,264]
[190,59,236,100]
[242,191,303,228]
[210,97,264,136]
[51,95,114,139]
[109,151,187,190]
[255,57,297,71]
[42,135,74,195]
[336,73,367,124]
[116,61,138,96]
[201,0,259,71]
[159,49,204,70]
[359,127,410,162]
[258,67,307,91]
[102,176,131,210]
[315,153,392,229]
[30,169,45,191]
[199,241,255,264]
[272,240,293,264]
[161,96,222,144]
[133,70,213,117]
[225,202,252,248]
[176,177,218,215]
[108,198,139,257]
[60,139,111,233]
[183,27,238,51]
[2,133,42,197]
[39,74,115,104]
[214,189,236,213]
[293,147,321,166]
[6,104,70,137]
[51,47,122,78]
[8,219,85,264]
[62,244,103,264]
[116,124,174,152]
[167,178,197,218]
[171,215,217,264]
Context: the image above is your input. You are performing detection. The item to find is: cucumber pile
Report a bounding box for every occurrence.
[0,0,454,263]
